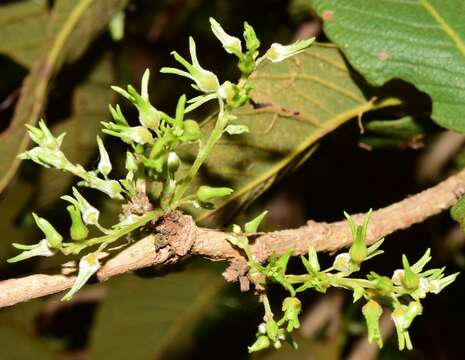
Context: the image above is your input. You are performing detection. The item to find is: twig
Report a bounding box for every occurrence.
[1,168,465,308]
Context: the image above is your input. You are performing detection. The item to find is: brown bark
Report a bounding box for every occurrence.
[1,168,464,309]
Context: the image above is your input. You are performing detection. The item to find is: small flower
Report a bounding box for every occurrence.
[161,37,220,93]
[111,69,161,129]
[209,17,242,56]
[96,135,112,177]
[391,305,413,351]
[62,253,101,301]
[7,239,55,263]
[282,297,302,332]
[264,37,315,63]
[243,21,260,52]
[333,252,358,273]
[102,122,154,145]
[62,187,100,226]
[362,300,383,348]
[19,146,68,170]
[25,119,65,150]
[83,177,123,200]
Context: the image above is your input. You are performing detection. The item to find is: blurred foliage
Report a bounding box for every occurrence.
[0,0,465,359]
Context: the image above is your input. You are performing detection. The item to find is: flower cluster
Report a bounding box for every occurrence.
[12,18,314,302]
[226,211,458,353]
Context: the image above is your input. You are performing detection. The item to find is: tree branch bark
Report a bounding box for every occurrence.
[1,168,464,309]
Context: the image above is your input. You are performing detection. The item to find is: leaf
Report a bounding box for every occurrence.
[0,0,49,67]
[186,44,395,226]
[35,56,115,208]
[0,0,129,195]
[90,269,224,359]
[310,0,465,132]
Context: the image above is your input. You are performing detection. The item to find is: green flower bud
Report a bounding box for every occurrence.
[243,21,260,52]
[362,300,383,348]
[66,205,89,241]
[370,273,393,296]
[182,120,201,141]
[402,255,419,291]
[196,185,233,202]
[32,213,62,249]
[248,336,270,353]
[244,211,268,233]
[167,152,180,173]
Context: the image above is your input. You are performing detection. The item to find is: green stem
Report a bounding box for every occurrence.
[66,209,163,254]
[172,96,228,205]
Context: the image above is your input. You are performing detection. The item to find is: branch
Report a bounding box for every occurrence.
[1,168,465,308]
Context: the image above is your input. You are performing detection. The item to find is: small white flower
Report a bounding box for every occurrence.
[392,269,404,285]
[62,253,101,301]
[264,38,315,63]
[161,37,220,93]
[209,17,242,55]
[333,253,351,272]
[7,239,55,263]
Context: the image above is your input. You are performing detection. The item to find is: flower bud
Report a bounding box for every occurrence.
[266,320,279,341]
[167,152,180,173]
[32,213,62,249]
[362,300,383,348]
[244,211,268,234]
[182,120,201,142]
[248,336,270,353]
[243,22,260,52]
[196,185,233,202]
[96,135,112,176]
[401,255,419,291]
[66,205,89,241]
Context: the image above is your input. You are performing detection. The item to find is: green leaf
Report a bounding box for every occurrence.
[0,0,129,195]
[310,0,465,132]
[35,56,115,208]
[0,0,49,67]
[185,44,395,226]
[90,269,224,359]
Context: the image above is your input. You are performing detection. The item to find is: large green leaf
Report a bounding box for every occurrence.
[0,0,128,194]
[90,269,224,359]
[36,56,115,208]
[188,44,393,226]
[310,0,465,132]
[0,0,49,67]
